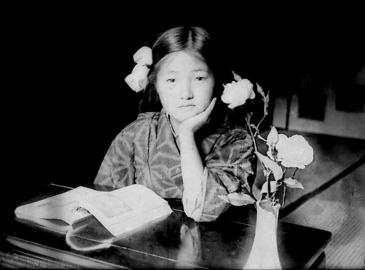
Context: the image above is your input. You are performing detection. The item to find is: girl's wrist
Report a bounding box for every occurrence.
[178,128,195,140]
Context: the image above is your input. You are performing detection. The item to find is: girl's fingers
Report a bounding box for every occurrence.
[207,98,216,113]
[202,98,216,118]
[180,98,217,134]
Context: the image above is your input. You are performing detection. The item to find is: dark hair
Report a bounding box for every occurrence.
[149,26,217,83]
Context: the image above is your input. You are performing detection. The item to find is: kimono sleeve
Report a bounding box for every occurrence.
[199,127,256,221]
[93,122,136,189]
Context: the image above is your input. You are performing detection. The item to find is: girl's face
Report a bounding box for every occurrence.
[155,51,215,130]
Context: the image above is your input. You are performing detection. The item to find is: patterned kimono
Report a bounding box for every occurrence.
[94,109,255,222]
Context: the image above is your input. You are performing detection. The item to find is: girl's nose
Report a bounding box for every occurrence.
[180,81,193,99]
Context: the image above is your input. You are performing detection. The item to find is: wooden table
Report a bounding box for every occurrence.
[1,183,331,269]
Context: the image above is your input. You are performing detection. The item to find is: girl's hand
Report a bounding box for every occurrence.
[179,98,216,135]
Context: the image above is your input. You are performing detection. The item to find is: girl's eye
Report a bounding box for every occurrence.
[166,78,175,83]
[195,76,205,81]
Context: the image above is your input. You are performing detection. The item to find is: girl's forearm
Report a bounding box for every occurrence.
[179,130,206,220]
[179,130,204,190]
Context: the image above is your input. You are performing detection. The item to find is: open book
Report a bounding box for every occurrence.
[14,184,173,236]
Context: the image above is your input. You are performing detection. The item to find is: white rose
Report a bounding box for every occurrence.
[221,74,255,109]
[276,134,314,169]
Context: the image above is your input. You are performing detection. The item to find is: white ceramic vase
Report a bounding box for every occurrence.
[243,202,282,270]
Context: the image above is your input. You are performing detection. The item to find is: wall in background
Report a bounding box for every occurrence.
[273,63,365,140]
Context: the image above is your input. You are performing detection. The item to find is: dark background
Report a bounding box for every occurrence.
[3,3,364,211]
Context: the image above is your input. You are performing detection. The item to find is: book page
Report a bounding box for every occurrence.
[79,184,173,236]
[15,186,101,224]
[86,193,134,219]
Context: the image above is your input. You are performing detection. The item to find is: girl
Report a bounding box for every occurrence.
[94,25,256,222]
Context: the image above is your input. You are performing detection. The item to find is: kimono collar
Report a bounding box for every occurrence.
[162,109,178,138]
[165,111,178,138]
